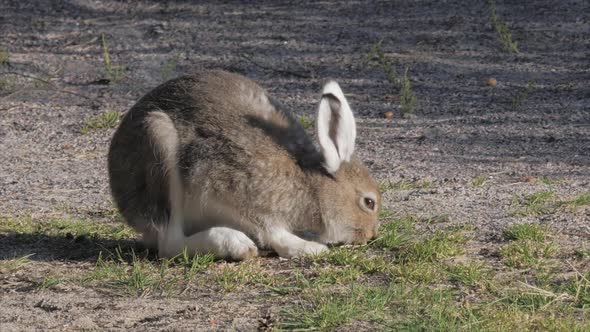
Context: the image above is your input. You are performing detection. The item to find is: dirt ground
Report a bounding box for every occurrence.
[1,0,589,331]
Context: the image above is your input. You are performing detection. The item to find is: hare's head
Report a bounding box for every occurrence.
[314,81,381,245]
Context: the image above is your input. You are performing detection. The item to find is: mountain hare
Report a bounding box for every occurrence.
[108,70,380,260]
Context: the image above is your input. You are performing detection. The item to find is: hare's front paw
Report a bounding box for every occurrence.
[223,230,259,261]
[301,242,329,256]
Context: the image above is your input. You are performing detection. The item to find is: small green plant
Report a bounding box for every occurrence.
[280,284,395,330]
[380,178,432,192]
[574,247,590,259]
[367,40,398,88]
[37,276,61,289]
[101,33,125,83]
[161,53,181,81]
[512,81,535,109]
[178,250,215,281]
[510,190,554,216]
[81,111,121,134]
[214,262,271,292]
[561,270,590,309]
[501,240,558,268]
[298,114,314,130]
[538,176,554,185]
[0,216,135,240]
[0,47,9,66]
[472,175,488,187]
[564,192,590,208]
[503,223,548,242]
[446,262,487,287]
[372,216,415,250]
[85,249,173,296]
[400,229,466,263]
[487,0,519,53]
[400,67,417,117]
[0,254,34,273]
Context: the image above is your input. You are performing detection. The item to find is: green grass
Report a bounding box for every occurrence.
[400,67,417,117]
[367,41,418,117]
[367,39,398,88]
[503,223,548,242]
[297,114,314,130]
[487,0,519,53]
[379,178,433,192]
[501,240,558,268]
[37,276,62,289]
[512,81,536,109]
[372,215,414,250]
[101,33,125,83]
[510,190,555,216]
[214,261,275,292]
[0,47,9,66]
[446,262,488,287]
[177,249,216,281]
[500,225,558,269]
[161,53,180,81]
[0,216,135,240]
[472,175,488,187]
[280,284,396,330]
[564,192,590,208]
[1,212,588,330]
[0,254,34,273]
[84,249,173,296]
[538,176,555,185]
[81,110,121,134]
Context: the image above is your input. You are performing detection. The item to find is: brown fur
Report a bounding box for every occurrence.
[108,70,380,258]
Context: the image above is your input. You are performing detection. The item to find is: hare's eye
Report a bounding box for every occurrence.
[364,197,375,211]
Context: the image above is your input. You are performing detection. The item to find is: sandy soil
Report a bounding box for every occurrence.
[1,0,589,330]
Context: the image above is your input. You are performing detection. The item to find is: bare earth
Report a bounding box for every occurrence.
[1,0,589,331]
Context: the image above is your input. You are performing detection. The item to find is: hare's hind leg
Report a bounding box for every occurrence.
[158,224,258,260]
[146,111,257,261]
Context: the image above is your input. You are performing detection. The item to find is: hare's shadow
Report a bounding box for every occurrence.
[0,232,149,262]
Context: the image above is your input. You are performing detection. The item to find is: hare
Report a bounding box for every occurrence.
[108,70,380,260]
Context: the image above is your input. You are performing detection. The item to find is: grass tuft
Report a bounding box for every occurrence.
[501,240,558,268]
[0,254,34,273]
[380,178,433,192]
[487,0,519,53]
[564,192,590,208]
[297,114,314,130]
[503,223,548,242]
[214,262,275,292]
[510,190,555,216]
[101,33,125,83]
[367,39,398,88]
[37,276,61,289]
[512,81,536,109]
[445,262,487,287]
[472,175,488,187]
[81,111,121,134]
[161,53,180,81]
[0,47,9,66]
[400,67,417,117]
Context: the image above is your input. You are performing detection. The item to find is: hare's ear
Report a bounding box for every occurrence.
[317,81,357,174]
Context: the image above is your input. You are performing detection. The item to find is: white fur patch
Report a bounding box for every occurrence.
[316,81,357,174]
[266,227,328,258]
